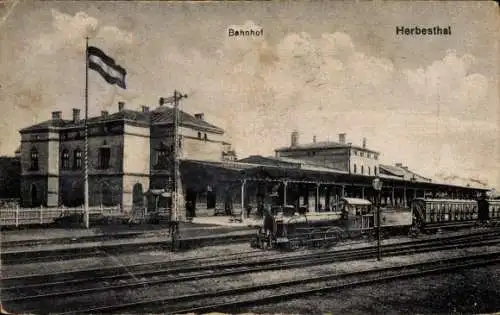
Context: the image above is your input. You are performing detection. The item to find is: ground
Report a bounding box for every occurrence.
[246,264,500,315]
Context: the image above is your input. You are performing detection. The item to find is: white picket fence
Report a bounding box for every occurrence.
[0,205,121,227]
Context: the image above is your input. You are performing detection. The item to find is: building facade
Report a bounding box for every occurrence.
[18,101,236,209]
[275,131,380,176]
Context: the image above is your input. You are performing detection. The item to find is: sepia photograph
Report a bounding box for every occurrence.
[0,1,499,314]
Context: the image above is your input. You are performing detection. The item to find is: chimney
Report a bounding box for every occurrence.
[194,113,205,120]
[118,101,125,112]
[338,133,346,144]
[362,137,367,148]
[313,135,316,143]
[72,108,80,123]
[101,110,109,118]
[51,111,62,120]
[291,130,299,147]
[141,106,150,113]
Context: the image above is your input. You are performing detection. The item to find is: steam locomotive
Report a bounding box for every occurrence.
[252,195,500,250]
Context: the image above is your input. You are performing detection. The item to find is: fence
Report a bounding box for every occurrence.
[0,205,121,227]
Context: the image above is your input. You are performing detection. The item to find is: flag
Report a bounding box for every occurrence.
[87,46,127,89]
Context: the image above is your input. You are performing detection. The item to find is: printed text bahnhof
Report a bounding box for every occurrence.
[396,26,451,36]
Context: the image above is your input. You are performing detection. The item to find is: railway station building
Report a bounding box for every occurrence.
[18,101,236,209]
[179,131,487,218]
[18,102,488,218]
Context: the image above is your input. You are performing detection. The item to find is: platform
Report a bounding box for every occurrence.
[0,220,254,245]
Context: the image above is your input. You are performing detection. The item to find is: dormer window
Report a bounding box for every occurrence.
[198,132,202,139]
[204,133,207,141]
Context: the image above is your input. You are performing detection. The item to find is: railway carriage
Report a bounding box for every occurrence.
[252,196,500,250]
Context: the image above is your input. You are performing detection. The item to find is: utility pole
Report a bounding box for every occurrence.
[372,177,383,261]
[159,90,187,251]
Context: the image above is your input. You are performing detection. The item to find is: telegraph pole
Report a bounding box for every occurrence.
[159,91,187,251]
[84,36,90,229]
[372,177,383,261]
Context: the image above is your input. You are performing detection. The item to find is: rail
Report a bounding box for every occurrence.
[0,205,121,227]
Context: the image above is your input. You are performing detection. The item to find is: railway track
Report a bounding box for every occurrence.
[1,232,253,265]
[157,251,500,315]
[4,228,499,289]
[5,229,500,314]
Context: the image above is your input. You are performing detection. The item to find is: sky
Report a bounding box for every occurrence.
[0,1,499,190]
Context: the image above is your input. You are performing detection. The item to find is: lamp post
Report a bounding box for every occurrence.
[372,177,383,261]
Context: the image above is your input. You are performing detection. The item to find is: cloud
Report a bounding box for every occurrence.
[1,12,498,189]
[0,9,136,156]
[196,29,498,187]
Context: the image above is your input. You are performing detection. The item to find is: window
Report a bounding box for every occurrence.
[368,166,371,176]
[30,147,39,170]
[156,149,170,169]
[360,152,364,157]
[61,149,70,169]
[374,155,378,160]
[361,165,364,175]
[73,149,82,169]
[198,132,202,139]
[374,166,377,175]
[204,133,207,141]
[353,164,357,173]
[98,147,111,169]
[353,150,358,156]
[367,153,371,158]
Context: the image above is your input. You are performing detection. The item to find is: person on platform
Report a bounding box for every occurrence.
[477,192,490,226]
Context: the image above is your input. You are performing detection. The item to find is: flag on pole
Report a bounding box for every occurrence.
[87,46,127,89]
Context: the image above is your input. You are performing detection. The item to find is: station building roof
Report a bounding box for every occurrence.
[20,105,224,134]
[275,141,379,154]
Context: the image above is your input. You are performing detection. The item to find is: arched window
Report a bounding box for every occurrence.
[30,147,39,170]
[73,149,82,169]
[353,164,357,173]
[61,149,70,169]
[361,165,364,175]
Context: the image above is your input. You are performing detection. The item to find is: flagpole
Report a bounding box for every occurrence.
[84,37,90,229]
